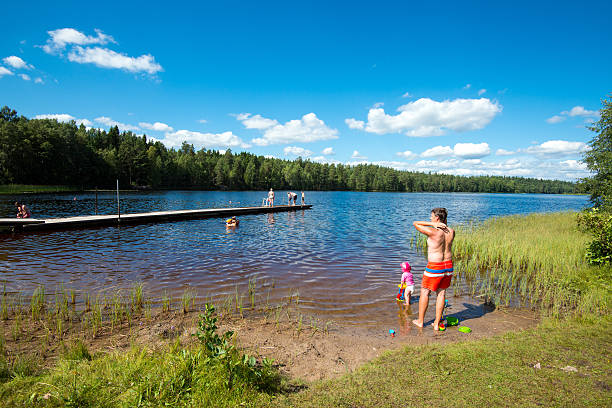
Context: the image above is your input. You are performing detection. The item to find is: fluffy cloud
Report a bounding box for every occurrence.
[402,92,412,98]
[351,150,367,159]
[478,89,486,96]
[421,143,491,159]
[421,145,454,158]
[237,113,338,146]
[396,150,417,159]
[94,116,140,132]
[68,46,162,74]
[559,159,587,171]
[198,119,208,124]
[547,105,599,124]
[42,28,115,54]
[453,142,491,159]
[3,56,32,69]
[463,84,472,90]
[235,113,279,130]
[345,118,365,130]
[35,113,92,127]
[34,77,44,84]
[283,146,312,157]
[562,106,598,117]
[525,140,589,157]
[546,115,565,124]
[496,148,516,156]
[0,67,13,77]
[163,129,249,149]
[354,98,501,137]
[139,122,174,132]
[19,74,30,81]
[322,147,335,155]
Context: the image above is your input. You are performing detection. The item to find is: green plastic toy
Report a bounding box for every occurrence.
[458,326,472,333]
[446,316,459,326]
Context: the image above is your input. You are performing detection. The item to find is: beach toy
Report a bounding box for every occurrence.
[458,326,472,333]
[396,283,406,301]
[444,299,449,308]
[446,316,459,326]
[389,329,396,337]
[438,322,445,331]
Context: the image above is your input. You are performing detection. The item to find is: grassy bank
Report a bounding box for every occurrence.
[0,184,78,194]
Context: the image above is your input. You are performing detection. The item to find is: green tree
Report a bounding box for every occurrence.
[582,94,612,209]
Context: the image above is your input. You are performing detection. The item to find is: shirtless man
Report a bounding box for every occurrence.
[268,188,275,207]
[412,207,455,331]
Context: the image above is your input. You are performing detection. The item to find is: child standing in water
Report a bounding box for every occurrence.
[400,262,414,304]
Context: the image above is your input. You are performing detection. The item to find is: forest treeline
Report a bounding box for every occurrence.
[0,106,579,194]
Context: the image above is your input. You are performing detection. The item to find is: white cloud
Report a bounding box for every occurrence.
[453,142,491,159]
[345,118,365,130]
[0,67,13,77]
[463,84,472,90]
[562,106,598,117]
[351,150,367,159]
[283,146,312,157]
[322,147,335,155]
[139,122,174,132]
[19,74,30,81]
[496,148,516,156]
[462,159,482,165]
[163,129,249,149]
[525,140,589,157]
[357,97,501,137]
[372,102,384,108]
[235,113,279,130]
[421,145,453,158]
[477,89,486,96]
[94,116,140,132]
[402,92,412,98]
[243,113,338,146]
[68,46,162,74]
[420,143,490,159]
[198,119,208,124]
[546,115,566,124]
[396,150,417,159]
[42,28,115,54]
[35,113,92,127]
[548,105,599,124]
[34,77,44,84]
[3,56,32,69]
[559,159,587,171]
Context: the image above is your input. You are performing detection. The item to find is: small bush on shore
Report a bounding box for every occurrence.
[577,207,612,265]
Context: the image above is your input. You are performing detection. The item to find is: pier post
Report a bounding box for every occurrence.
[116,180,120,223]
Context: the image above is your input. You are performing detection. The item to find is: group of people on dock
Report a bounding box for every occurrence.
[265,189,305,207]
[15,201,31,218]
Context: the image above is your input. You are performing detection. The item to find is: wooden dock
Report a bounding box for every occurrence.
[0,204,312,232]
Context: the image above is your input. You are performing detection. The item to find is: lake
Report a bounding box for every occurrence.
[0,191,589,326]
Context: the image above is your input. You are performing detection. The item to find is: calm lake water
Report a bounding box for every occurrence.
[0,191,588,326]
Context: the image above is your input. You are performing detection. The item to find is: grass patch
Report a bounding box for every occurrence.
[0,184,77,194]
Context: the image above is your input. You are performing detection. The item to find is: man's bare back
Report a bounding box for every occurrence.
[426,226,455,262]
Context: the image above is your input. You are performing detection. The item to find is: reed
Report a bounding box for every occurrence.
[161,291,171,312]
[433,212,611,316]
[31,286,45,320]
[130,282,144,312]
[181,289,195,314]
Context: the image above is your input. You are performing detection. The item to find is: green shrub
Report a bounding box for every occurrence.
[577,208,612,265]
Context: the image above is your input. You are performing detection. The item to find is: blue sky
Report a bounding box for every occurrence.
[1,1,610,181]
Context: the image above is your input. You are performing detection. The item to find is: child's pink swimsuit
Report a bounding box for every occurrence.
[401,271,414,292]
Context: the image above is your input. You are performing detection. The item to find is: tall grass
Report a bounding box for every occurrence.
[423,212,611,316]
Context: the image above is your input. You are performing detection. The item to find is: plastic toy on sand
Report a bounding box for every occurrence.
[389,329,396,337]
[446,316,459,326]
[458,326,472,333]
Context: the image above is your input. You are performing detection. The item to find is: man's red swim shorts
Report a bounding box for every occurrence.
[422,260,453,291]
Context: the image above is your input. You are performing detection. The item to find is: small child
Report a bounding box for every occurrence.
[400,262,414,304]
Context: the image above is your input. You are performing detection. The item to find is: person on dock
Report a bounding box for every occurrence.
[301,191,305,205]
[268,188,275,207]
[15,201,31,218]
[412,207,455,331]
[288,191,297,205]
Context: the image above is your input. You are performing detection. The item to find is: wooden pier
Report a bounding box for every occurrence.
[0,204,312,232]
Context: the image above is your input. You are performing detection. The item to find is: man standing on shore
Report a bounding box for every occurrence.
[412,207,455,331]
